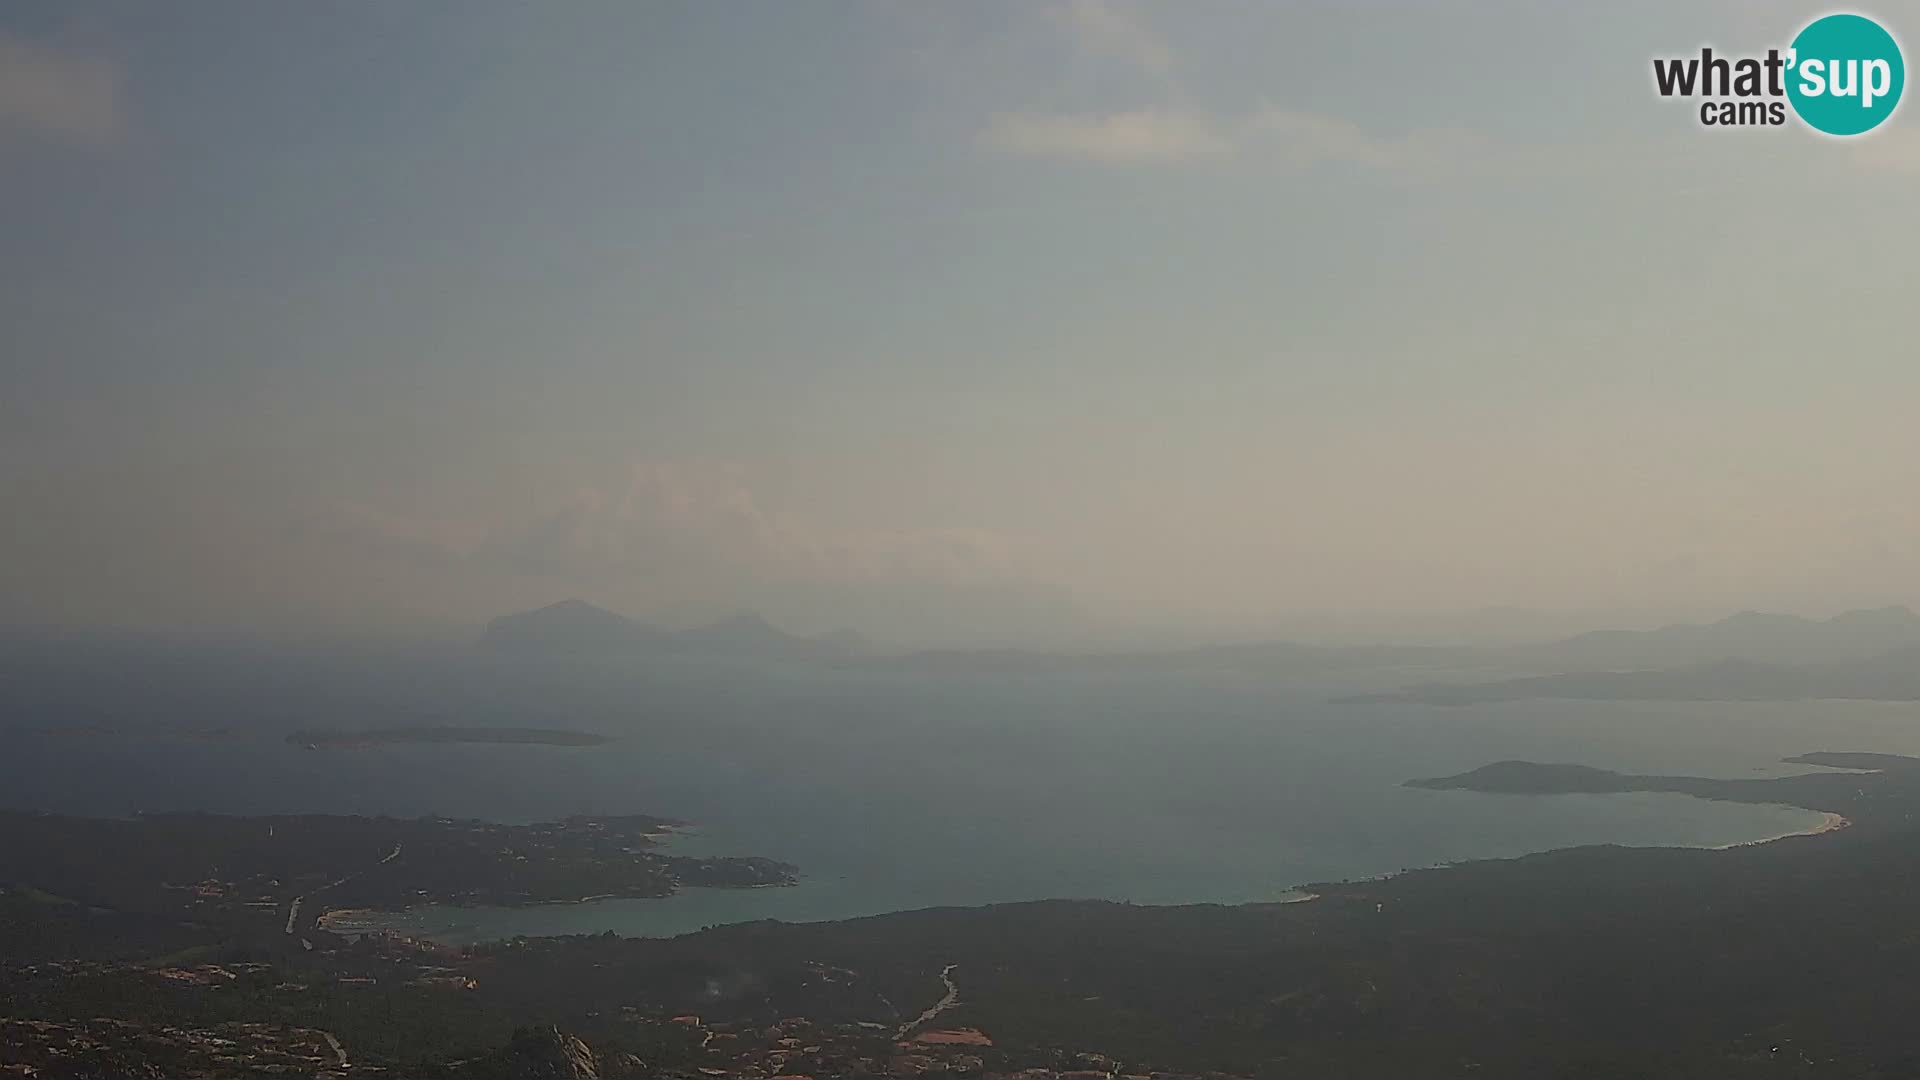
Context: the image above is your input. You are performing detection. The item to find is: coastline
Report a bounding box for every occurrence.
[1706,808,1850,850]
[313,889,675,933]
[313,763,1868,946]
[321,800,1829,945]
[310,875,802,936]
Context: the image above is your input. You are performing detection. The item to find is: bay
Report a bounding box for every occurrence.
[6,657,1911,943]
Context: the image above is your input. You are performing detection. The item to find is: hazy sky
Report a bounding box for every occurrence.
[6,1,1920,644]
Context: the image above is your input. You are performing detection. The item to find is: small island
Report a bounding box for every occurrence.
[286,725,613,750]
[1403,751,1920,840]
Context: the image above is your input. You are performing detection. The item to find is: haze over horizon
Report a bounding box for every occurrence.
[8,1,1920,646]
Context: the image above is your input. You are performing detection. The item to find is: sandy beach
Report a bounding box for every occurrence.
[1709,810,1850,850]
[315,908,376,933]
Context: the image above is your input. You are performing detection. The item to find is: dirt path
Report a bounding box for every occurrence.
[320,1030,348,1070]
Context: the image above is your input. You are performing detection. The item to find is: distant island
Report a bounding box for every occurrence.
[1405,750,1920,830]
[287,726,613,750]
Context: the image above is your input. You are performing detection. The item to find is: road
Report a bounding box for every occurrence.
[282,842,404,935]
[896,964,960,1039]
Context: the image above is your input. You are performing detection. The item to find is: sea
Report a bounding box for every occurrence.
[4,647,1915,944]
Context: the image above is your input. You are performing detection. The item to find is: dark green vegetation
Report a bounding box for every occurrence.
[10,753,1920,1076]
[0,811,794,964]
[287,726,613,749]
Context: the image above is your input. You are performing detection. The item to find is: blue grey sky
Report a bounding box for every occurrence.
[5,1,1920,644]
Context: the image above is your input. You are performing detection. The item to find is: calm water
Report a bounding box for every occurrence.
[5,655,1914,943]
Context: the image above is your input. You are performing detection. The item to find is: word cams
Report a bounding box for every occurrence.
[1653,47,1894,126]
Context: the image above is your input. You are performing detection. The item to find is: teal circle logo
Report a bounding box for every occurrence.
[1786,13,1904,135]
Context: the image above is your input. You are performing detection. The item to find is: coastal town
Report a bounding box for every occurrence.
[1,945,1248,1079]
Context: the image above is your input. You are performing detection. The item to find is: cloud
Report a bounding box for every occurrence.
[981,108,1230,162]
[475,462,1026,588]
[285,463,1024,590]
[982,103,1489,176]
[266,464,1068,643]
[0,35,121,148]
[1244,106,1492,176]
[980,5,1488,175]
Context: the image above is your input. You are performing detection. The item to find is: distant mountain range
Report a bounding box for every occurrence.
[480,600,869,662]
[480,601,1920,691]
[870,640,1477,675]
[868,606,1920,677]
[1346,605,1920,705]
[1344,649,1920,705]
[1516,605,1920,671]
[478,600,1483,673]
